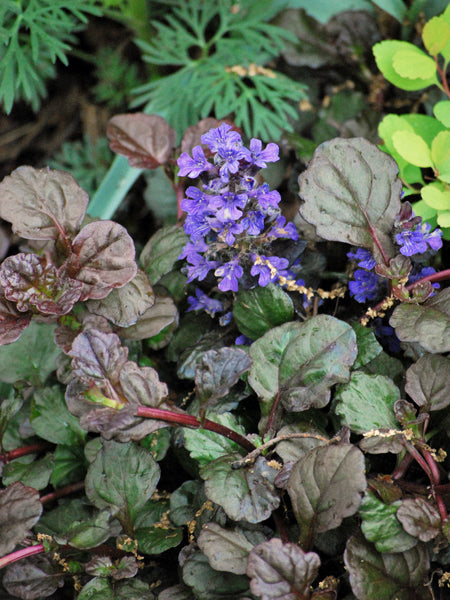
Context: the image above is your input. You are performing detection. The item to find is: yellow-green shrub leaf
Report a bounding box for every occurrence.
[434,100,450,127]
[392,131,433,167]
[373,41,438,90]
[421,182,450,211]
[422,17,450,56]
[431,131,450,181]
[392,49,436,80]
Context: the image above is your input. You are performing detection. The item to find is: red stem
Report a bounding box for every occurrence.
[0,442,53,463]
[368,222,389,265]
[435,56,450,98]
[0,544,45,570]
[41,481,85,505]
[362,268,450,321]
[136,406,256,453]
[391,453,414,480]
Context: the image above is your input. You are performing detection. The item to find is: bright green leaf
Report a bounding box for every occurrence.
[373,40,438,90]
[421,181,450,210]
[434,100,450,127]
[431,130,450,181]
[31,385,85,445]
[392,131,433,167]
[392,49,436,79]
[422,16,450,56]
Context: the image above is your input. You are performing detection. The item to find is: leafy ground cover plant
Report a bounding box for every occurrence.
[0,112,449,600]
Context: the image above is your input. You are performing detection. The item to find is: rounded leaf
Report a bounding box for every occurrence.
[392,131,433,168]
[373,40,438,91]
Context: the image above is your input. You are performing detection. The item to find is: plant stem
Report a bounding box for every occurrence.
[0,442,53,463]
[41,481,85,505]
[0,544,45,570]
[136,406,255,452]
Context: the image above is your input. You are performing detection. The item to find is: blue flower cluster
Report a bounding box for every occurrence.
[347,205,442,304]
[178,123,300,297]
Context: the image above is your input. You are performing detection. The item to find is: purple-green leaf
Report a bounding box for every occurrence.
[107,113,176,169]
[396,498,441,542]
[201,455,280,523]
[69,329,128,386]
[119,294,178,342]
[344,535,431,600]
[389,288,450,353]
[0,482,43,556]
[86,270,155,328]
[197,523,258,575]
[247,538,320,600]
[0,166,88,241]
[70,220,138,300]
[286,444,366,547]
[405,354,450,411]
[195,347,252,407]
[298,137,402,263]
[0,294,31,345]
[0,253,82,315]
[3,556,64,600]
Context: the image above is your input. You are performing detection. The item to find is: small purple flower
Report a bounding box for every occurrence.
[252,184,281,210]
[216,220,245,245]
[178,146,212,178]
[349,269,380,303]
[210,191,247,221]
[242,138,279,167]
[201,123,242,153]
[235,334,252,345]
[396,223,443,256]
[187,288,224,315]
[183,213,212,241]
[268,215,299,240]
[216,145,248,182]
[242,211,265,235]
[250,254,289,287]
[186,254,220,282]
[215,259,243,292]
[422,222,443,251]
[347,248,376,270]
[181,186,211,215]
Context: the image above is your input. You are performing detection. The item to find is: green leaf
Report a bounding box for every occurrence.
[65,509,114,549]
[422,16,450,56]
[201,454,280,523]
[275,423,327,463]
[334,371,400,434]
[2,454,54,490]
[0,321,61,385]
[50,444,86,487]
[434,100,450,127]
[286,444,366,548]
[431,130,450,182]
[36,498,93,540]
[31,385,85,445]
[181,545,250,600]
[85,440,160,527]
[405,354,450,411]
[233,284,294,340]
[134,499,183,554]
[421,181,450,210]
[352,322,382,369]
[392,131,433,167]
[183,413,247,465]
[392,49,436,80]
[169,480,205,527]
[389,287,450,353]
[197,523,256,575]
[344,535,431,600]
[140,225,188,285]
[359,492,417,553]
[298,137,402,262]
[247,538,321,599]
[120,294,178,343]
[248,315,357,414]
[373,40,438,90]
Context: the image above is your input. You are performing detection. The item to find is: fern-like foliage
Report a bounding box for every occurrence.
[132,0,307,140]
[0,0,101,113]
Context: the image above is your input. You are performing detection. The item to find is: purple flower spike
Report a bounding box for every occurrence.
[177,146,212,178]
[215,259,243,292]
[347,248,376,270]
[201,123,242,153]
[396,229,428,256]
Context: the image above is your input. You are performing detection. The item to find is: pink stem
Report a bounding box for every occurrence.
[0,442,53,463]
[41,481,85,505]
[0,544,45,570]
